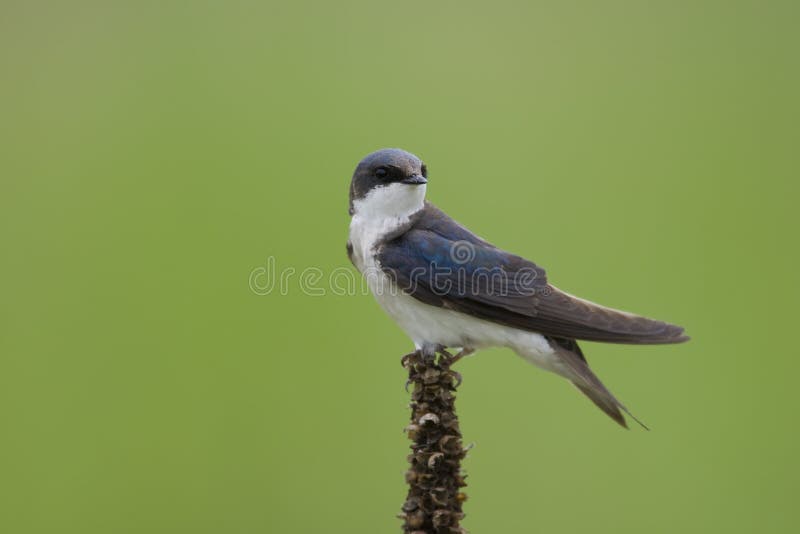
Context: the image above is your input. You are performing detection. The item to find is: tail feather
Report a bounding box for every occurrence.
[572,382,648,430]
[572,382,627,428]
[549,336,649,429]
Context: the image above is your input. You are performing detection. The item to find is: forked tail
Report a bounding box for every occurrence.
[549,336,648,429]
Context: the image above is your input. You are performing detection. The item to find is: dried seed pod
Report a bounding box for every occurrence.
[419,413,440,426]
[451,371,463,388]
[406,510,425,529]
[401,349,468,533]
[432,509,454,528]
[422,368,441,384]
[427,452,444,468]
[404,423,420,440]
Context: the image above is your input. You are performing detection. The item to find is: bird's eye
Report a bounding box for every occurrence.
[375,167,389,179]
[421,164,427,178]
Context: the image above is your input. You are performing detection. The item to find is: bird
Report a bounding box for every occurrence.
[346,148,688,428]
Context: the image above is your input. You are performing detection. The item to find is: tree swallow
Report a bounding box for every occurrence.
[347,148,688,428]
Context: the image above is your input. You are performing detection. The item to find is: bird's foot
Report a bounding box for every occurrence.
[402,344,468,369]
[449,347,475,365]
[419,343,445,364]
[400,346,442,368]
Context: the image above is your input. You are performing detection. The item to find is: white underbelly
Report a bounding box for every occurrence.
[368,271,563,372]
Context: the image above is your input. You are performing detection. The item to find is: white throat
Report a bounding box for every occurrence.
[352,182,426,221]
[348,182,426,272]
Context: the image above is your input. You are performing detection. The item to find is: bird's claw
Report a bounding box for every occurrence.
[437,345,454,360]
[450,347,475,365]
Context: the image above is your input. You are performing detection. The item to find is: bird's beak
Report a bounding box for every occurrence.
[401,174,427,185]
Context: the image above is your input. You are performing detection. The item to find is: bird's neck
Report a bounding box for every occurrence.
[350,211,416,247]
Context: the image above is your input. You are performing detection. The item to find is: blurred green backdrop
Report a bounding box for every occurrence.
[1,1,798,533]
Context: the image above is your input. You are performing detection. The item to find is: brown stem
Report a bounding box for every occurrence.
[400,350,468,534]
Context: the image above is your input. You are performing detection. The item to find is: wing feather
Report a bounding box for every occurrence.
[377,204,687,345]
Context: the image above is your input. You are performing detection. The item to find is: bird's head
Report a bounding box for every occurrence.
[349,148,428,218]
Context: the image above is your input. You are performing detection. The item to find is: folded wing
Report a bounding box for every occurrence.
[377,204,687,345]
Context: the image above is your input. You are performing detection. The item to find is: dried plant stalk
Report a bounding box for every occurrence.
[400,350,468,534]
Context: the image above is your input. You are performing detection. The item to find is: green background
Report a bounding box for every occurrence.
[1,1,797,532]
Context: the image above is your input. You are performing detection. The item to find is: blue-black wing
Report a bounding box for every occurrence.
[377,203,687,344]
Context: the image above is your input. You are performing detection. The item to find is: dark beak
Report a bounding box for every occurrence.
[401,174,427,185]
